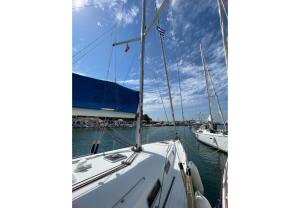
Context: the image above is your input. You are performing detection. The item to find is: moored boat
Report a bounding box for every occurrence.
[193,45,228,153]
[194,127,228,153]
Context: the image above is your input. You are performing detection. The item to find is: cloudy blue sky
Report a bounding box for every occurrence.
[72,0,227,122]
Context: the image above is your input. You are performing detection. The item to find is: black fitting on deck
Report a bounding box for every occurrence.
[179,162,184,170]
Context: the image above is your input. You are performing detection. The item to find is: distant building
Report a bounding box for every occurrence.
[72,73,139,120]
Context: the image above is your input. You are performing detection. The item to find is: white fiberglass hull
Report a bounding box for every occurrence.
[72,140,211,208]
[194,131,228,153]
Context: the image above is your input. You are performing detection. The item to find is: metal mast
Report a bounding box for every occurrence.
[217,0,228,68]
[204,57,226,127]
[112,0,170,151]
[156,20,176,132]
[199,44,214,125]
[134,0,146,151]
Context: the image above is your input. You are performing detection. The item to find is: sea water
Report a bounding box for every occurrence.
[73,126,227,207]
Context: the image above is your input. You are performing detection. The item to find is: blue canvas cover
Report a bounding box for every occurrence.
[72,73,139,113]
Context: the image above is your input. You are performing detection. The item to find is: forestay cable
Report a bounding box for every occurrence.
[73,23,117,58]
[72,32,112,64]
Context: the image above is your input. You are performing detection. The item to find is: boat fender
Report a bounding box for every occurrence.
[189,161,204,194]
[74,158,92,172]
[195,191,212,208]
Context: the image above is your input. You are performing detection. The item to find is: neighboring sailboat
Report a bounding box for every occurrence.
[72,0,212,208]
[193,44,228,153]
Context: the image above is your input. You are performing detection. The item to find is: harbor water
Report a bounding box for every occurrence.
[73,126,227,207]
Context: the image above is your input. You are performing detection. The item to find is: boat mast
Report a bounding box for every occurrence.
[112,0,169,151]
[156,18,177,132]
[205,57,226,127]
[217,0,228,68]
[134,0,146,152]
[199,44,214,125]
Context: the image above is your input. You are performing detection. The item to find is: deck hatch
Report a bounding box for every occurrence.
[104,153,127,163]
[147,180,161,207]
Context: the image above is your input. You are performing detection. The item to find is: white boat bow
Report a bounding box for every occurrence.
[72,140,211,208]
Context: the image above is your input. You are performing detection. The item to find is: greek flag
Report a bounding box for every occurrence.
[156,26,166,38]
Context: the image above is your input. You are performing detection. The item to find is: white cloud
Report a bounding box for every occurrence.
[118,79,139,85]
[73,0,89,11]
[116,5,139,25]
[96,21,102,27]
[155,0,164,8]
[183,22,191,33]
[74,0,138,26]
[119,78,161,86]
[93,0,126,10]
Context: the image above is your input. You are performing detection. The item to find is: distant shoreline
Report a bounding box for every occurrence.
[72,116,198,128]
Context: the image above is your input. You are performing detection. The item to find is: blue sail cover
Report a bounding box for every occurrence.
[73,73,139,113]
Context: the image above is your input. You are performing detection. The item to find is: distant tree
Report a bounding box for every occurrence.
[143,114,152,124]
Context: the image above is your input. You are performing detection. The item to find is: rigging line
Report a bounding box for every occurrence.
[145,38,169,123]
[168,7,187,138]
[114,30,117,83]
[145,133,177,143]
[146,58,169,122]
[100,33,114,117]
[169,7,185,121]
[200,45,214,126]
[73,23,118,58]
[113,21,120,110]
[106,33,114,80]
[108,127,133,145]
[106,128,133,147]
[123,49,139,82]
[152,70,169,122]
[204,57,226,126]
[220,0,228,20]
[114,49,117,83]
[73,0,125,58]
[176,62,185,121]
[72,31,113,64]
[143,127,163,144]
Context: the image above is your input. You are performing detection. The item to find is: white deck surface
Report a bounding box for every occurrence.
[72,140,189,208]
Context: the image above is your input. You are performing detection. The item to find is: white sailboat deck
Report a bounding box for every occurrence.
[72,140,188,208]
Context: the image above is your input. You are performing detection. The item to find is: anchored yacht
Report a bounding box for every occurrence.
[193,45,228,153]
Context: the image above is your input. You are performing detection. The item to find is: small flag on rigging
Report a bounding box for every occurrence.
[156,26,166,38]
[125,43,130,52]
